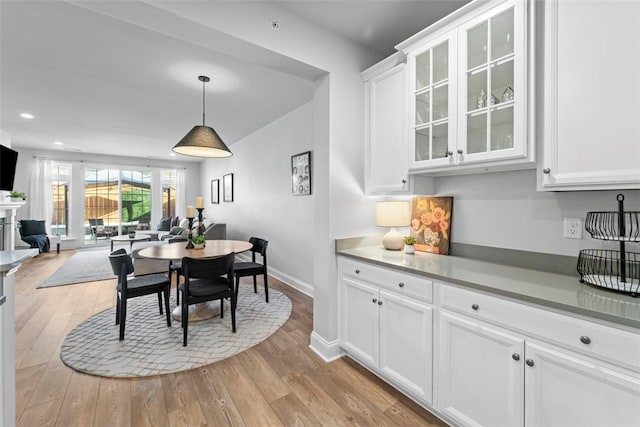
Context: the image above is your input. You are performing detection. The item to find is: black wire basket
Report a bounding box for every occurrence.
[578,194,640,297]
[577,249,639,295]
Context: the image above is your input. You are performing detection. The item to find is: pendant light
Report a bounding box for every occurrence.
[173,75,232,158]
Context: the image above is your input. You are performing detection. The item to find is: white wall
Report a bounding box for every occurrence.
[12,147,200,247]
[436,170,640,256]
[199,102,315,294]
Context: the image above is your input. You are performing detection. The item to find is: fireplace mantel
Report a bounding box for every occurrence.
[0,201,25,251]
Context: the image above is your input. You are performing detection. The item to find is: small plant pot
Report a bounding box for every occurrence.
[128,231,136,238]
[193,243,205,249]
[405,245,415,254]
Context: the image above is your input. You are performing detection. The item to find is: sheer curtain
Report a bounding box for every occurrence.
[29,158,53,233]
[175,169,186,219]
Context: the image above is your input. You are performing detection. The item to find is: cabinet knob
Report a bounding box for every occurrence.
[445,150,453,157]
[372,298,377,303]
[525,359,535,367]
[355,269,360,274]
[402,178,407,184]
[398,282,405,288]
[580,336,591,345]
[457,149,464,154]
[543,168,551,174]
[378,300,383,305]
[512,353,520,361]
[471,303,479,311]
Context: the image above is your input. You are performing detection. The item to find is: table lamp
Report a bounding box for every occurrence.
[376,201,411,250]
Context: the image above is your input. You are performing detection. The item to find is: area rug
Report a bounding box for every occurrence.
[60,287,291,377]
[39,246,113,288]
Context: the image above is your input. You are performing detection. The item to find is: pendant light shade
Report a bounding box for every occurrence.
[173,75,232,158]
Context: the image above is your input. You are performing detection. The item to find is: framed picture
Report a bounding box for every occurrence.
[223,173,234,202]
[291,151,311,196]
[409,196,453,255]
[210,179,219,204]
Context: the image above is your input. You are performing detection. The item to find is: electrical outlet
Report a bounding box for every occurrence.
[564,217,583,239]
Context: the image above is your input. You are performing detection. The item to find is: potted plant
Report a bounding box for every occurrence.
[8,191,26,202]
[191,234,206,249]
[404,235,417,254]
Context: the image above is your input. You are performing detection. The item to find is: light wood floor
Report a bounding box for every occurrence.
[14,249,446,426]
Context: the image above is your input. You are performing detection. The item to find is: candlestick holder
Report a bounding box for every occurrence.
[196,207,205,235]
[185,217,195,249]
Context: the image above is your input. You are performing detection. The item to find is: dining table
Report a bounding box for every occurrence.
[137,239,253,321]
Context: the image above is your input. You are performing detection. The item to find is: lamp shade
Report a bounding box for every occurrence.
[376,201,411,227]
[173,125,233,158]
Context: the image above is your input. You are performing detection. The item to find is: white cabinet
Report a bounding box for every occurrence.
[525,341,640,427]
[437,282,640,427]
[363,54,434,195]
[438,310,524,427]
[401,0,535,174]
[338,258,433,404]
[540,0,640,191]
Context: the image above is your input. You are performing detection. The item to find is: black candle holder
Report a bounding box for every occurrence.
[196,207,205,236]
[185,216,195,249]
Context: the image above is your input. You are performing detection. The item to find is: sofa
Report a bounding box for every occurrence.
[131,223,227,276]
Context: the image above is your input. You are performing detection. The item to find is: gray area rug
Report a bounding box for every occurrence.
[39,246,113,288]
[60,287,291,377]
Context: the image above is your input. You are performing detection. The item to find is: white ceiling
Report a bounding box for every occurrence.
[0,0,470,162]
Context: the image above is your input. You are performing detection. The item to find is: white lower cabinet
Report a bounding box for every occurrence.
[339,258,433,405]
[524,341,640,427]
[438,310,525,427]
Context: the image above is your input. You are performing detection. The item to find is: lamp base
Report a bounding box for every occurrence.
[382,228,404,250]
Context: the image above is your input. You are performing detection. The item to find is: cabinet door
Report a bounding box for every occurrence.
[525,341,640,427]
[408,30,458,171]
[340,277,379,368]
[457,0,530,166]
[379,290,433,404]
[439,311,525,427]
[540,0,640,190]
[365,62,410,194]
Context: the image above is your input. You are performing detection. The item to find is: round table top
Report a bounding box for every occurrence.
[110,235,151,242]
[137,239,253,260]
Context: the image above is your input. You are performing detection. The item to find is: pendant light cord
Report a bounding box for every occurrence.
[202,78,206,126]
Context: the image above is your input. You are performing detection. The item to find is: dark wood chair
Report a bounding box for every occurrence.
[180,253,236,346]
[234,237,269,303]
[108,248,171,341]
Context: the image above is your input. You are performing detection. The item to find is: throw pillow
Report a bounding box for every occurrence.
[171,216,180,227]
[168,226,183,236]
[157,217,172,231]
[95,225,106,234]
[178,218,189,228]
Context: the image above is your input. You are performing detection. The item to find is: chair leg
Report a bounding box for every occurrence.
[231,295,236,333]
[253,275,257,293]
[220,299,224,318]
[164,287,171,327]
[264,272,269,303]
[175,272,180,306]
[119,298,127,341]
[182,300,188,347]
[115,294,121,325]
[235,275,240,300]
[157,292,163,314]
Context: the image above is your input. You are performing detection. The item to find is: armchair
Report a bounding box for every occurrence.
[18,220,50,253]
[89,219,113,242]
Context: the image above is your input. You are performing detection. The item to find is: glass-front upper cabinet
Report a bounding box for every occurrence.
[407,30,457,170]
[457,0,529,165]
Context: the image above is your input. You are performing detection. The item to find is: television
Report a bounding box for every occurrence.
[0,145,19,191]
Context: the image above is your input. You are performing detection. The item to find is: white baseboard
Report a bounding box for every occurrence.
[309,331,344,362]
[235,253,313,297]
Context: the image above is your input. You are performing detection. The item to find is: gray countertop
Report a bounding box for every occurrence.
[337,245,640,329]
[0,249,39,272]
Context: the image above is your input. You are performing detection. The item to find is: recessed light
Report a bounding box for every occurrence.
[20,113,35,119]
[54,141,64,146]
[271,20,280,30]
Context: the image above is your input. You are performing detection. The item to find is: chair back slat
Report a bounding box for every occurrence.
[109,249,134,277]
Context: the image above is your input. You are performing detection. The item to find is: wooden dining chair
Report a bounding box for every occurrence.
[180,253,236,346]
[108,248,171,341]
[234,237,269,303]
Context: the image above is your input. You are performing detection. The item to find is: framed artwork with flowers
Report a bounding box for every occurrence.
[409,196,453,255]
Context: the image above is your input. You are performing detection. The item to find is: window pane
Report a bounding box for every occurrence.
[51,162,71,237]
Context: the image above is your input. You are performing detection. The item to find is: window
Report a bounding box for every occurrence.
[51,162,71,236]
[161,170,177,218]
[121,170,151,231]
[84,168,119,243]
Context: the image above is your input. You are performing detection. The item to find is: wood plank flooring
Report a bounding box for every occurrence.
[14,250,446,426]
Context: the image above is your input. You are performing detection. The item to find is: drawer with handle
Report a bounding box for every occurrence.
[439,283,640,370]
[340,257,433,303]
